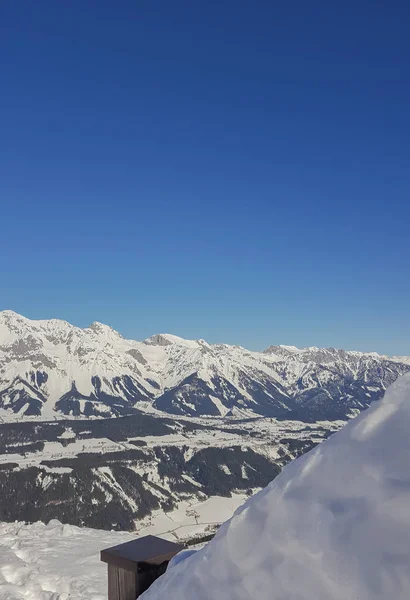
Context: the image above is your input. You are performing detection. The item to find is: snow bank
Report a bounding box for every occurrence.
[143,374,410,600]
[0,494,251,600]
[0,520,133,600]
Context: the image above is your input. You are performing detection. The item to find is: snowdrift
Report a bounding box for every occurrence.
[0,520,134,600]
[142,374,410,600]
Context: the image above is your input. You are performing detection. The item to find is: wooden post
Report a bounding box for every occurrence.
[108,563,138,600]
[101,535,185,600]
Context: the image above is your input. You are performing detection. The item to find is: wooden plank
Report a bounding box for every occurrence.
[107,564,138,600]
[101,548,183,573]
[101,535,185,571]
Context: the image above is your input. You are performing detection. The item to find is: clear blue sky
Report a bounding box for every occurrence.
[1,1,409,355]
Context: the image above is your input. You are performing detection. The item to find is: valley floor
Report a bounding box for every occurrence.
[0,411,342,532]
[134,491,251,542]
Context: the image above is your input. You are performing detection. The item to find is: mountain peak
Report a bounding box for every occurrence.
[0,309,25,320]
[143,333,198,348]
[1,310,410,422]
[88,321,119,335]
[0,310,74,331]
[264,344,300,356]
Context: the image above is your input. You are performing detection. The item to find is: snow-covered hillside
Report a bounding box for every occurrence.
[142,373,410,600]
[1,310,408,421]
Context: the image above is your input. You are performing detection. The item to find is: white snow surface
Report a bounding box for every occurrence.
[0,494,252,600]
[135,493,251,542]
[0,520,134,600]
[142,374,410,600]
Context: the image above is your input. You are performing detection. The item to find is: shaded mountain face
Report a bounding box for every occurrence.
[0,310,408,422]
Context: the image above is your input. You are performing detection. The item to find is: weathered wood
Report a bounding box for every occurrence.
[102,535,185,600]
[108,564,138,600]
[101,535,185,572]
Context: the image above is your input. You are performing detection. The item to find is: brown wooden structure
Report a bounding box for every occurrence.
[101,535,185,600]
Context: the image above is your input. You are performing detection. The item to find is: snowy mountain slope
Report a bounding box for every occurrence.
[142,373,410,600]
[0,310,408,421]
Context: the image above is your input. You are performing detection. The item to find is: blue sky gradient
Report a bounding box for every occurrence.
[1,1,409,354]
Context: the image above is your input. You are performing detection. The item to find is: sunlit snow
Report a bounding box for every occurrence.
[143,374,410,600]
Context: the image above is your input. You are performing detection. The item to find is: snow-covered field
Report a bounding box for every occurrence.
[135,492,252,542]
[143,373,410,600]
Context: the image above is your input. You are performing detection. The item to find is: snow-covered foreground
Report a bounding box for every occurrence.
[143,374,410,600]
[0,494,250,600]
[0,520,133,600]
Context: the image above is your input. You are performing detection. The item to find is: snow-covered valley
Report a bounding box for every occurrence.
[0,407,339,533]
[2,374,410,600]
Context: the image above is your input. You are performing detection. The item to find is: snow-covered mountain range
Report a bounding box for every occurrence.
[2,310,407,533]
[1,310,409,422]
